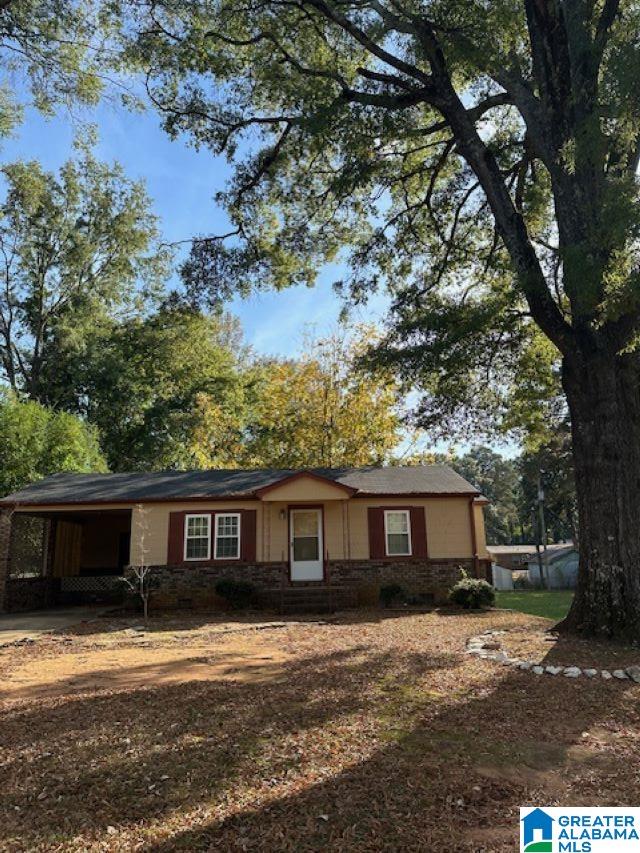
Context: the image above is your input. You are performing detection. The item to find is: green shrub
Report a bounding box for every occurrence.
[214,579,255,609]
[449,576,495,609]
[380,583,403,608]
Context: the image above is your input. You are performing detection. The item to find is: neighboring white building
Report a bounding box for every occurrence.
[487,543,577,590]
[492,563,516,590]
[526,545,578,589]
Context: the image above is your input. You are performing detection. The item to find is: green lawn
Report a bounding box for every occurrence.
[495,589,574,622]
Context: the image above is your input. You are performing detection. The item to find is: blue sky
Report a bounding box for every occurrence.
[8,101,388,358]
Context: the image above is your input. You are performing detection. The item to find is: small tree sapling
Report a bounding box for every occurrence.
[121,504,155,624]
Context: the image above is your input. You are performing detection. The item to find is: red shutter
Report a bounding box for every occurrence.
[241,509,257,562]
[368,507,385,558]
[410,506,428,558]
[167,511,185,565]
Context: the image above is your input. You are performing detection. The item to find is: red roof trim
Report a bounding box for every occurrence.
[253,470,357,498]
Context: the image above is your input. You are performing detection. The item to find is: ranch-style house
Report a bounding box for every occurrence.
[0,465,490,612]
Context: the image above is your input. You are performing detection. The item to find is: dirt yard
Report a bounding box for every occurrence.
[1,609,639,852]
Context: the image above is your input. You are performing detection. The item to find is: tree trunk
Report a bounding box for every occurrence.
[560,347,640,641]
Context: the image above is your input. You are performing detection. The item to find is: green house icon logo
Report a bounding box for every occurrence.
[521,808,554,852]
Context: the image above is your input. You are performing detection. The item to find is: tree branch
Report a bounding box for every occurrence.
[341,87,429,109]
[234,122,293,204]
[405,14,575,354]
[304,0,434,88]
[594,0,620,54]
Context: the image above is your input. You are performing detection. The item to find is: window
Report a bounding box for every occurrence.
[214,513,241,560]
[384,510,411,556]
[184,514,211,561]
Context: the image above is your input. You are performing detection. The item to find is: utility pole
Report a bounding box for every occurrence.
[536,470,548,588]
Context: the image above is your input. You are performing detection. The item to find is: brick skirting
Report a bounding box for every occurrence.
[327,559,469,603]
[147,562,284,609]
[142,558,473,609]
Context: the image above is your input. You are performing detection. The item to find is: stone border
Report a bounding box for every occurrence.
[466,630,640,682]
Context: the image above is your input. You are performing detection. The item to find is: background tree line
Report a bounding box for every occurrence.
[0,154,406,484]
[0,153,576,544]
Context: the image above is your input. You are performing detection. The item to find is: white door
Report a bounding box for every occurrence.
[290,509,323,581]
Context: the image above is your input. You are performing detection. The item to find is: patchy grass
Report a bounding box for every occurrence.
[496,590,574,622]
[1,609,639,852]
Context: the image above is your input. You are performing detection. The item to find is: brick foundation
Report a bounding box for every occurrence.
[147,562,286,609]
[141,558,472,609]
[328,559,469,603]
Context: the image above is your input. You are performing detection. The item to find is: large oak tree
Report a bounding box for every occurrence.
[121,0,640,639]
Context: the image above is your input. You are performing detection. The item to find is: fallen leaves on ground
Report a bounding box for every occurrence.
[500,625,640,670]
[0,609,638,852]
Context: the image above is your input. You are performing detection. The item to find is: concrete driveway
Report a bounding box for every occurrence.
[0,608,105,645]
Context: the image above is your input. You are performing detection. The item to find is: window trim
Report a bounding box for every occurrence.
[384,509,412,557]
[214,512,242,561]
[184,513,212,562]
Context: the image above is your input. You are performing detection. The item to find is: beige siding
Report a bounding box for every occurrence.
[424,498,474,557]
[263,501,346,562]
[17,493,480,566]
[132,496,476,564]
[132,499,350,565]
[131,500,349,565]
[266,502,286,563]
[323,501,345,561]
[130,501,264,566]
[347,497,474,559]
[259,477,350,502]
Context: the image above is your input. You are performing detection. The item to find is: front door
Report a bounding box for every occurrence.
[290,508,323,581]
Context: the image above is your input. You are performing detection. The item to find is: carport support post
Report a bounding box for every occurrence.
[0,508,13,612]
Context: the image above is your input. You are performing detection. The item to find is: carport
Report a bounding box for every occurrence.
[1,508,131,612]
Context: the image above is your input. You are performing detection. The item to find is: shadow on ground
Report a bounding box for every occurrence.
[0,614,638,852]
[64,605,483,637]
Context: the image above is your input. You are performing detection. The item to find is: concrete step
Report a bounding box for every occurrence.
[258,585,358,613]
